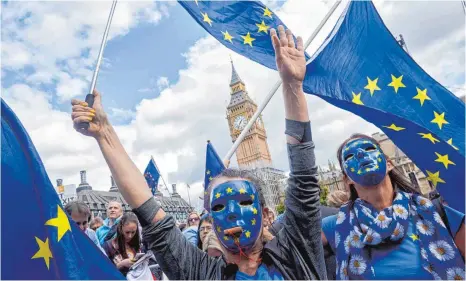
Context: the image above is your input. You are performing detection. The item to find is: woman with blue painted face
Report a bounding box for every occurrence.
[70,25,326,280]
[321,134,465,280]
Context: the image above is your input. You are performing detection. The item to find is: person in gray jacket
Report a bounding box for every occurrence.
[70,25,326,280]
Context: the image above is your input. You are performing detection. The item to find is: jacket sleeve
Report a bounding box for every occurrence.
[278,137,327,279]
[142,215,224,280]
[182,226,199,246]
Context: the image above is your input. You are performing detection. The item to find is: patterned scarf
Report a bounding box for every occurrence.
[334,191,464,280]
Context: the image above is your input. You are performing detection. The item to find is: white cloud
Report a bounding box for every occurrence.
[157,76,170,91]
[109,107,136,122]
[2,0,464,210]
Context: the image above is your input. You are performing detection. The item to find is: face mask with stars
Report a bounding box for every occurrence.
[210,180,262,253]
[341,138,387,187]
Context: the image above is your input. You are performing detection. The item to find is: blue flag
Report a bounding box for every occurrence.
[180,1,465,211]
[1,99,124,280]
[204,141,225,210]
[144,158,160,195]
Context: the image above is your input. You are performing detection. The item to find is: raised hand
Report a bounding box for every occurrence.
[71,90,108,139]
[271,25,306,85]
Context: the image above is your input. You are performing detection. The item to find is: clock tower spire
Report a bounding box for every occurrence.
[226,59,272,169]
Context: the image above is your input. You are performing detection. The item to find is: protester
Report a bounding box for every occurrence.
[183,211,200,246]
[70,25,326,279]
[196,214,213,250]
[326,190,349,208]
[90,217,104,231]
[64,201,105,253]
[322,134,465,280]
[96,201,123,246]
[103,212,142,277]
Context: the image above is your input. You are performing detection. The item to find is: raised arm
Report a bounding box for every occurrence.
[71,92,221,280]
[271,26,326,279]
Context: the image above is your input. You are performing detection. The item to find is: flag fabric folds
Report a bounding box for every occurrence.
[1,99,124,280]
[204,141,225,211]
[144,158,160,196]
[178,1,310,71]
[180,0,465,211]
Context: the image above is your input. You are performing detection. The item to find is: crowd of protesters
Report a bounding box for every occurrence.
[65,26,464,280]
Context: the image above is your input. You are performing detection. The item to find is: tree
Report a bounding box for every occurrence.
[320,185,329,206]
[276,202,285,214]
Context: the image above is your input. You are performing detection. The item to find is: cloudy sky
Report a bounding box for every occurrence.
[2,0,464,210]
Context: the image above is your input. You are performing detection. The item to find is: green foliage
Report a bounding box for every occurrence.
[276,202,285,214]
[320,185,329,206]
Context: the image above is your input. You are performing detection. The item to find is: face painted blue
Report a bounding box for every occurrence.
[209,180,262,253]
[341,138,387,186]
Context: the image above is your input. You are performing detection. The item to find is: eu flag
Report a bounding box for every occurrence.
[180,1,465,211]
[1,99,124,280]
[144,158,160,196]
[204,140,225,210]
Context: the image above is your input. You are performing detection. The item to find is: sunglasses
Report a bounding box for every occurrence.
[188,217,200,222]
[75,221,88,227]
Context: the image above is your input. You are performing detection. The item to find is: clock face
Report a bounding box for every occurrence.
[234,115,247,130]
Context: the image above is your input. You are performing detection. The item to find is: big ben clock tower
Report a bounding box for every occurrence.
[226,59,272,168]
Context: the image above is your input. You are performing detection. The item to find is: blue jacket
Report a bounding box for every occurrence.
[96,217,121,246]
[182,225,198,246]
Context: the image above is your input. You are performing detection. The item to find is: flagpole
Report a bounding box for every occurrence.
[186,184,192,207]
[151,155,170,195]
[223,0,342,162]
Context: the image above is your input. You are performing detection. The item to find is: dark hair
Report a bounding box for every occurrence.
[197,214,213,250]
[206,168,267,209]
[64,201,91,222]
[116,212,140,259]
[336,133,418,202]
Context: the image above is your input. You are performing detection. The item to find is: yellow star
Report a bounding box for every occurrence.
[223,236,229,241]
[418,133,439,144]
[241,32,255,47]
[375,164,379,169]
[447,138,459,150]
[245,231,251,238]
[412,87,431,106]
[387,74,406,93]
[209,176,213,181]
[45,205,71,242]
[256,21,269,33]
[250,194,255,201]
[357,170,362,175]
[365,168,370,172]
[251,218,256,225]
[206,170,210,175]
[262,7,273,18]
[378,158,382,162]
[345,147,349,151]
[201,12,212,26]
[252,207,258,215]
[434,152,455,169]
[364,77,381,96]
[431,111,449,130]
[409,234,419,242]
[226,187,233,194]
[221,31,234,43]
[383,124,405,131]
[351,92,364,105]
[215,192,221,199]
[350,168,355,172]
[426,170,446,188]
[216,226,222,233]
[31,237,53,270]
[239,188,246,194]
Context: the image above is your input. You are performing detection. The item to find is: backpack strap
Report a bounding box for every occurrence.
[432,197,453,237]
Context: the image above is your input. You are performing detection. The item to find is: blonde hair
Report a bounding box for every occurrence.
[327,190,350,208]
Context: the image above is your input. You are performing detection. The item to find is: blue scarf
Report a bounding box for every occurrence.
[335,191,464,280]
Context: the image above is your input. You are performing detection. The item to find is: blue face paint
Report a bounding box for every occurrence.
[209,180,262,253]
[341,138,387,186]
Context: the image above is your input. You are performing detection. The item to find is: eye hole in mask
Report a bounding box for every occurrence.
[344,154,354,161]
[212,204,225,212]
[239,200,253,206]
[365,145,376,152]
